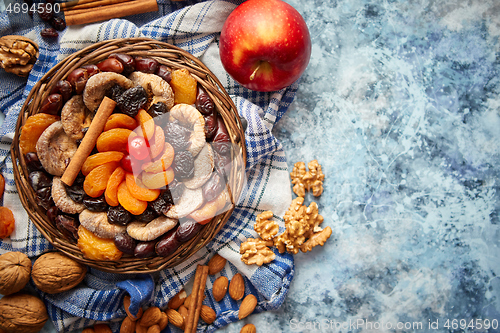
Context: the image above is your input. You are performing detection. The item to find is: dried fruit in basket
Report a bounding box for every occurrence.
[77,225,123,261]
[0,207,15,238]
[170,68,197,105]
[19,113,60,155]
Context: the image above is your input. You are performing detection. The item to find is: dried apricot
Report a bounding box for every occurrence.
[104,113,138,131]
[19,113,60,155]
[135,109,155,141]
[170,68,197,105]
[96,128,135,154]
[141,168,175,190]
[0,174,5,199]
[0,207,15,238]
[149,126,165,159]
[125,173,160,202]
[104,166,126,206]
[83,161,119,198]
[117,180,148,215]
[142,142,175,173]
[82,151,124,176]
[77,225,123,261]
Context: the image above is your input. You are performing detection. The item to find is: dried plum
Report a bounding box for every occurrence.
[117,86,148,118]
[29,170,52,191]
[83,195,108,212]
[149,190,173,215]
[212,117,231,156]
[105,84,125,102]
[164,122,191,151]
[148,102,168,118]
[114,232,136,255]
[107,205,133,226]
[36,187,53,210]
[135,206,158,223]
[195,87,215,115]
[55,214,79,241]
[46,206,59,223]
[65,184,85,203]
[172,151,195,179]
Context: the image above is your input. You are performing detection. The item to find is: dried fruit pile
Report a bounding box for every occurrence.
[19,53,235,260]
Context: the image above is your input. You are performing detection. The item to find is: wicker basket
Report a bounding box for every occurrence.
[11,38,246,274]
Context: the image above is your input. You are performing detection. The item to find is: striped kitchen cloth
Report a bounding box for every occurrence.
[0,1,296,332]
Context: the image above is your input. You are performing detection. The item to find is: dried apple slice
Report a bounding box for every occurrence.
[166,187,204,219]
[183,144,214,189]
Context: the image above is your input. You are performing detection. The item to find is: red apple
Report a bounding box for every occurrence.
[219,0,311,92]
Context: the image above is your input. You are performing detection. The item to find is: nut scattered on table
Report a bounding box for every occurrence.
[229,272,245,301]
[240,237,276,266]
[212,276,229,302]
[0,293,48,333]
[290,159,324,197]
[290,161,307,197]
[0,252,31,296]
[238,294,258,320]
[253,211,279,240]
[207,253,226,275]
[0,35,39,77]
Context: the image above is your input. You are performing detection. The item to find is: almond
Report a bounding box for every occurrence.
[241,323,257,333]
[147,324,160,333]
[200,305,216,324]
[93,324,112,333]
[207,253,226,275]
[139,306,162,327]
[158,311,169,330]
[135,324,147,333]
[184,293,205,308]
[212,276,228,302]
[178,305,188,323]
[119,316,135,333]
[168,288,187,310]
[238,294,257,319]
[166,308,184,329]
[123,295,143,321]
[229,273,245,300]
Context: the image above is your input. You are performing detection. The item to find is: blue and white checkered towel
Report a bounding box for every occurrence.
[0,1,297,332]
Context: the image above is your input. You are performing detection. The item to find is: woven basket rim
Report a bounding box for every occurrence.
[11,37,247,274]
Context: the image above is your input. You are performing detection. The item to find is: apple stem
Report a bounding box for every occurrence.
[250,64,261,81]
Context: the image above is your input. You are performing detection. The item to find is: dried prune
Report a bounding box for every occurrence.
[83,194,109,212]
[172,151,195,179]
[204,111,218,141]
[114,232,136,255]
[175,219,203,243]
[202,170,224,202]
[195,87,215,115]
[38,3,53,21]
[155,65,172,82]
[55,214,79,241]
[50,16,66,31]
[46,206,59,223]
[29,171,52,191]
[107,205,133,226]
[66,184,86,203]
[109,53,135,76]
[169,179,185,203]
[36,187,53,210]
[25,153,43,173]
[149,190,173,215]
[155,228,179,257]
[41,93,63,115]
[117,86,148,118]
[148,102,168,119]
[135,206,158,223]
[164,122,191,151]
[105,84,125,102]
[134,57,158,74]
[134,240,156,258]
[41,28,58,38]
[50,80,72,102]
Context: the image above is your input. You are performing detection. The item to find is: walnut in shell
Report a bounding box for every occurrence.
[0,252,31,296]
[0,293,48,333]
[31,252,87,294]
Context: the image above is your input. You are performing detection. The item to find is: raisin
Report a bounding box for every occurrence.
[41,28,58,38]
[107,205,133,226]
[105,84,125,102]
[83,194,109,212]
[25,153,43,173]
[50,16,66,31]
[172,151,195,180]
[114,232,136,255]
[195,87,215,115]
[164,122,191,151]
[55,214,79,241]
[117,86,148,118]
[66,184,86,203]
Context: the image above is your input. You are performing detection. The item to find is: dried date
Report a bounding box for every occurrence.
[195,87,215,115]
[41,93,63,115]
[109,53,135,76]
[175,219,203,243]
[134,57,158,74]
[134,240,156,258]
[55,214,79,241]
[50,80,72,102]
[114,232,136,255]
[155,228,179,257]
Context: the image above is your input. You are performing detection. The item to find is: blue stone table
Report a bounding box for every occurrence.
[220,0,500,331]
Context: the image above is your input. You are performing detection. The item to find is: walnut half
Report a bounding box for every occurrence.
[254,211,279,241]
[0,35,39,77]
[240,238,276,266]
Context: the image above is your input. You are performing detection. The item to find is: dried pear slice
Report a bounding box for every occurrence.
[169,104,206,157]
[126,216,177,241]
[166,187,204,219]
[183,143,214,189]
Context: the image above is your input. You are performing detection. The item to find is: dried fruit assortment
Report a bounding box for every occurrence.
[20,53,235,260]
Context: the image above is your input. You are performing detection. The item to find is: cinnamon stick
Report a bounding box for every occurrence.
[64,0,158,26]
[63,0,131,12]
[184,265,209,333]
[61,97,116,186]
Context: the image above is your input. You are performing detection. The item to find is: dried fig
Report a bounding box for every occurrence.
[31,252,87,294]
[0,252,31,295]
